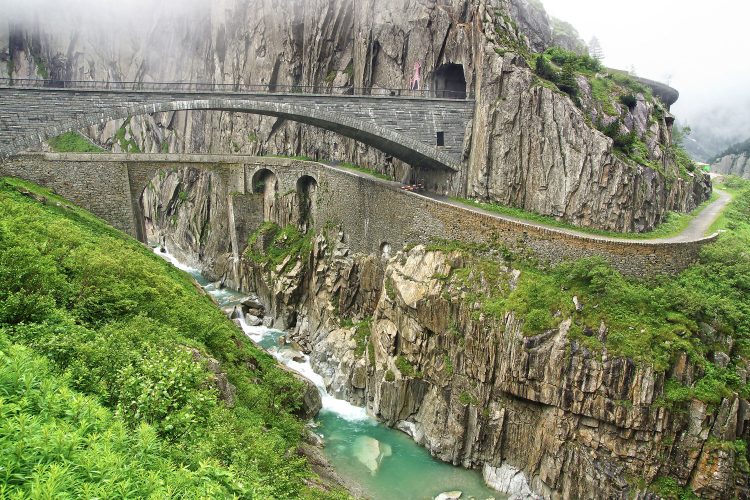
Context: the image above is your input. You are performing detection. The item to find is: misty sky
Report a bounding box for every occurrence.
[541,0,750,142]
[3,0,748,143]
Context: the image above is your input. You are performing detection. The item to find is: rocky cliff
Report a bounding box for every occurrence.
[235,226,749,499]
[711,138,750,179]
[4,0,709,232]
[137,163,748,498]
[713,154,750,179]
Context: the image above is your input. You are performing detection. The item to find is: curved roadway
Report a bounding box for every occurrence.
[328,162,732,244]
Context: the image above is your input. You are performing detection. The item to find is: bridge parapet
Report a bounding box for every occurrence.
[0,81,474,172]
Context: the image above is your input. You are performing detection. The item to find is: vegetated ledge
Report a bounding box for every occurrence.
[0,177,350,499]
[233,177,750,498]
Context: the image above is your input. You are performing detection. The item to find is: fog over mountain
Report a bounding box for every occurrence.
[540,0,750,159]
[4,0,748,160]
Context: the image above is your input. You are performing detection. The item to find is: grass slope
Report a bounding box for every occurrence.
[0,177,347,499]
[433,178,750,403]
[47,131,105,153]
[451,193,718,240]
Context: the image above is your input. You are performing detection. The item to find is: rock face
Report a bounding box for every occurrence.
[228,230,749,499]
[4,0,709,232]
[137,162,746,498]
[712,153,750,179]
[141,167,235,279]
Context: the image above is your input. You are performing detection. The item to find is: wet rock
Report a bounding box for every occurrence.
[352,436,392,474]
[714,352,730,368]
[434,491,462,500]
[245,314,262,326]
[242,296,265,311]
[483,463,539,499]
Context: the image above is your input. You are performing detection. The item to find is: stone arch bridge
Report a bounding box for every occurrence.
[0,81,473,171]
[0,153,716,277]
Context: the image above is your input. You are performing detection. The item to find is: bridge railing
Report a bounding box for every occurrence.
[0,78,471,100]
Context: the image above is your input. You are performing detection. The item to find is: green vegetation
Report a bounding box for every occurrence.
[114,117,141,153]
[650,476,700,499]
[530,47,602,104]
[0,177,345,499]
[47,131,105,153]
[708,176,746,234]
[338,162,391,181]
[450,194,716,240]
[589,77,618,115]
[246,222,314,273]
[270,154,315,161]
[458,392,478,406]
[395,355,417,377]
[384,369,395,382]
[434,179,750,408]
[353,318,372,357]
[442,354,454,375]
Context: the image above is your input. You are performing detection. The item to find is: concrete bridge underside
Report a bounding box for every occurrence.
[0,86,473,171]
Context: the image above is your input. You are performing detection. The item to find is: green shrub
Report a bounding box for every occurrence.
[353,318,372,357]
[384,369,395,382]
[0,177,344,499]
[619,94,638,110]
[395,355,416,377]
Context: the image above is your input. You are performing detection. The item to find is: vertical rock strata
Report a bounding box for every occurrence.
[245,236,748,499]
[3,0,709,232]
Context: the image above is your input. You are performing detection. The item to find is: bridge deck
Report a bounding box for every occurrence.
[0,80,474,171]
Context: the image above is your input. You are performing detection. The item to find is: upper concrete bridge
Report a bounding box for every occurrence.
[0,79,474,171]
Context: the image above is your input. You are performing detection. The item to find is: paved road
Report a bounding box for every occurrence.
[664,188,731,242]
[328,162,732,244]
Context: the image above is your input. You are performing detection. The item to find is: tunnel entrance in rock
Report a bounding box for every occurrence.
[432,63,466,99]
[251,168,278,221]
[296,175,317,232]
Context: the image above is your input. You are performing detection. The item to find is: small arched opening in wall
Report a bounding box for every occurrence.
[251,168,278,221]
[296,175,318,232]
[432,63,467,99]
[380,242,391,259]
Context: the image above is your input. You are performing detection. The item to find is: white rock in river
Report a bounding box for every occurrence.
[483,463,540,499]
[435,491,462,500]
[245,314,262,326]
[352,436,392,475]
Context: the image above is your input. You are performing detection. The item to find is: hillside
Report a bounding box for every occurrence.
[0,177,347,499]
[712,138,750,179]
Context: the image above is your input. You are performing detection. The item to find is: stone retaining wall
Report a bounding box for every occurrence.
[1,153,717,276]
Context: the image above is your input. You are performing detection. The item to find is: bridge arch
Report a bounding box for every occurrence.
[10,97,461,172]
[296,174,317,231]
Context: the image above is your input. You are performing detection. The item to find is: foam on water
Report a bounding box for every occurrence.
[152,246,198,273]
[238,318,372,422]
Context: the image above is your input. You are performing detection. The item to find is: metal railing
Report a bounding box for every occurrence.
[0,77,471,99]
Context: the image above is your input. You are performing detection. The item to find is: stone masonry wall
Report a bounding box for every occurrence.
[1,153,717,276]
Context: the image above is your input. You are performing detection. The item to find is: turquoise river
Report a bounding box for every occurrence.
[157,249,502,500]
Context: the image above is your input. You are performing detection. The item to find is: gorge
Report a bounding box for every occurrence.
[1,0,749,499]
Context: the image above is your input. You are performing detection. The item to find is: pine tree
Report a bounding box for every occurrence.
[588,36,604,62]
